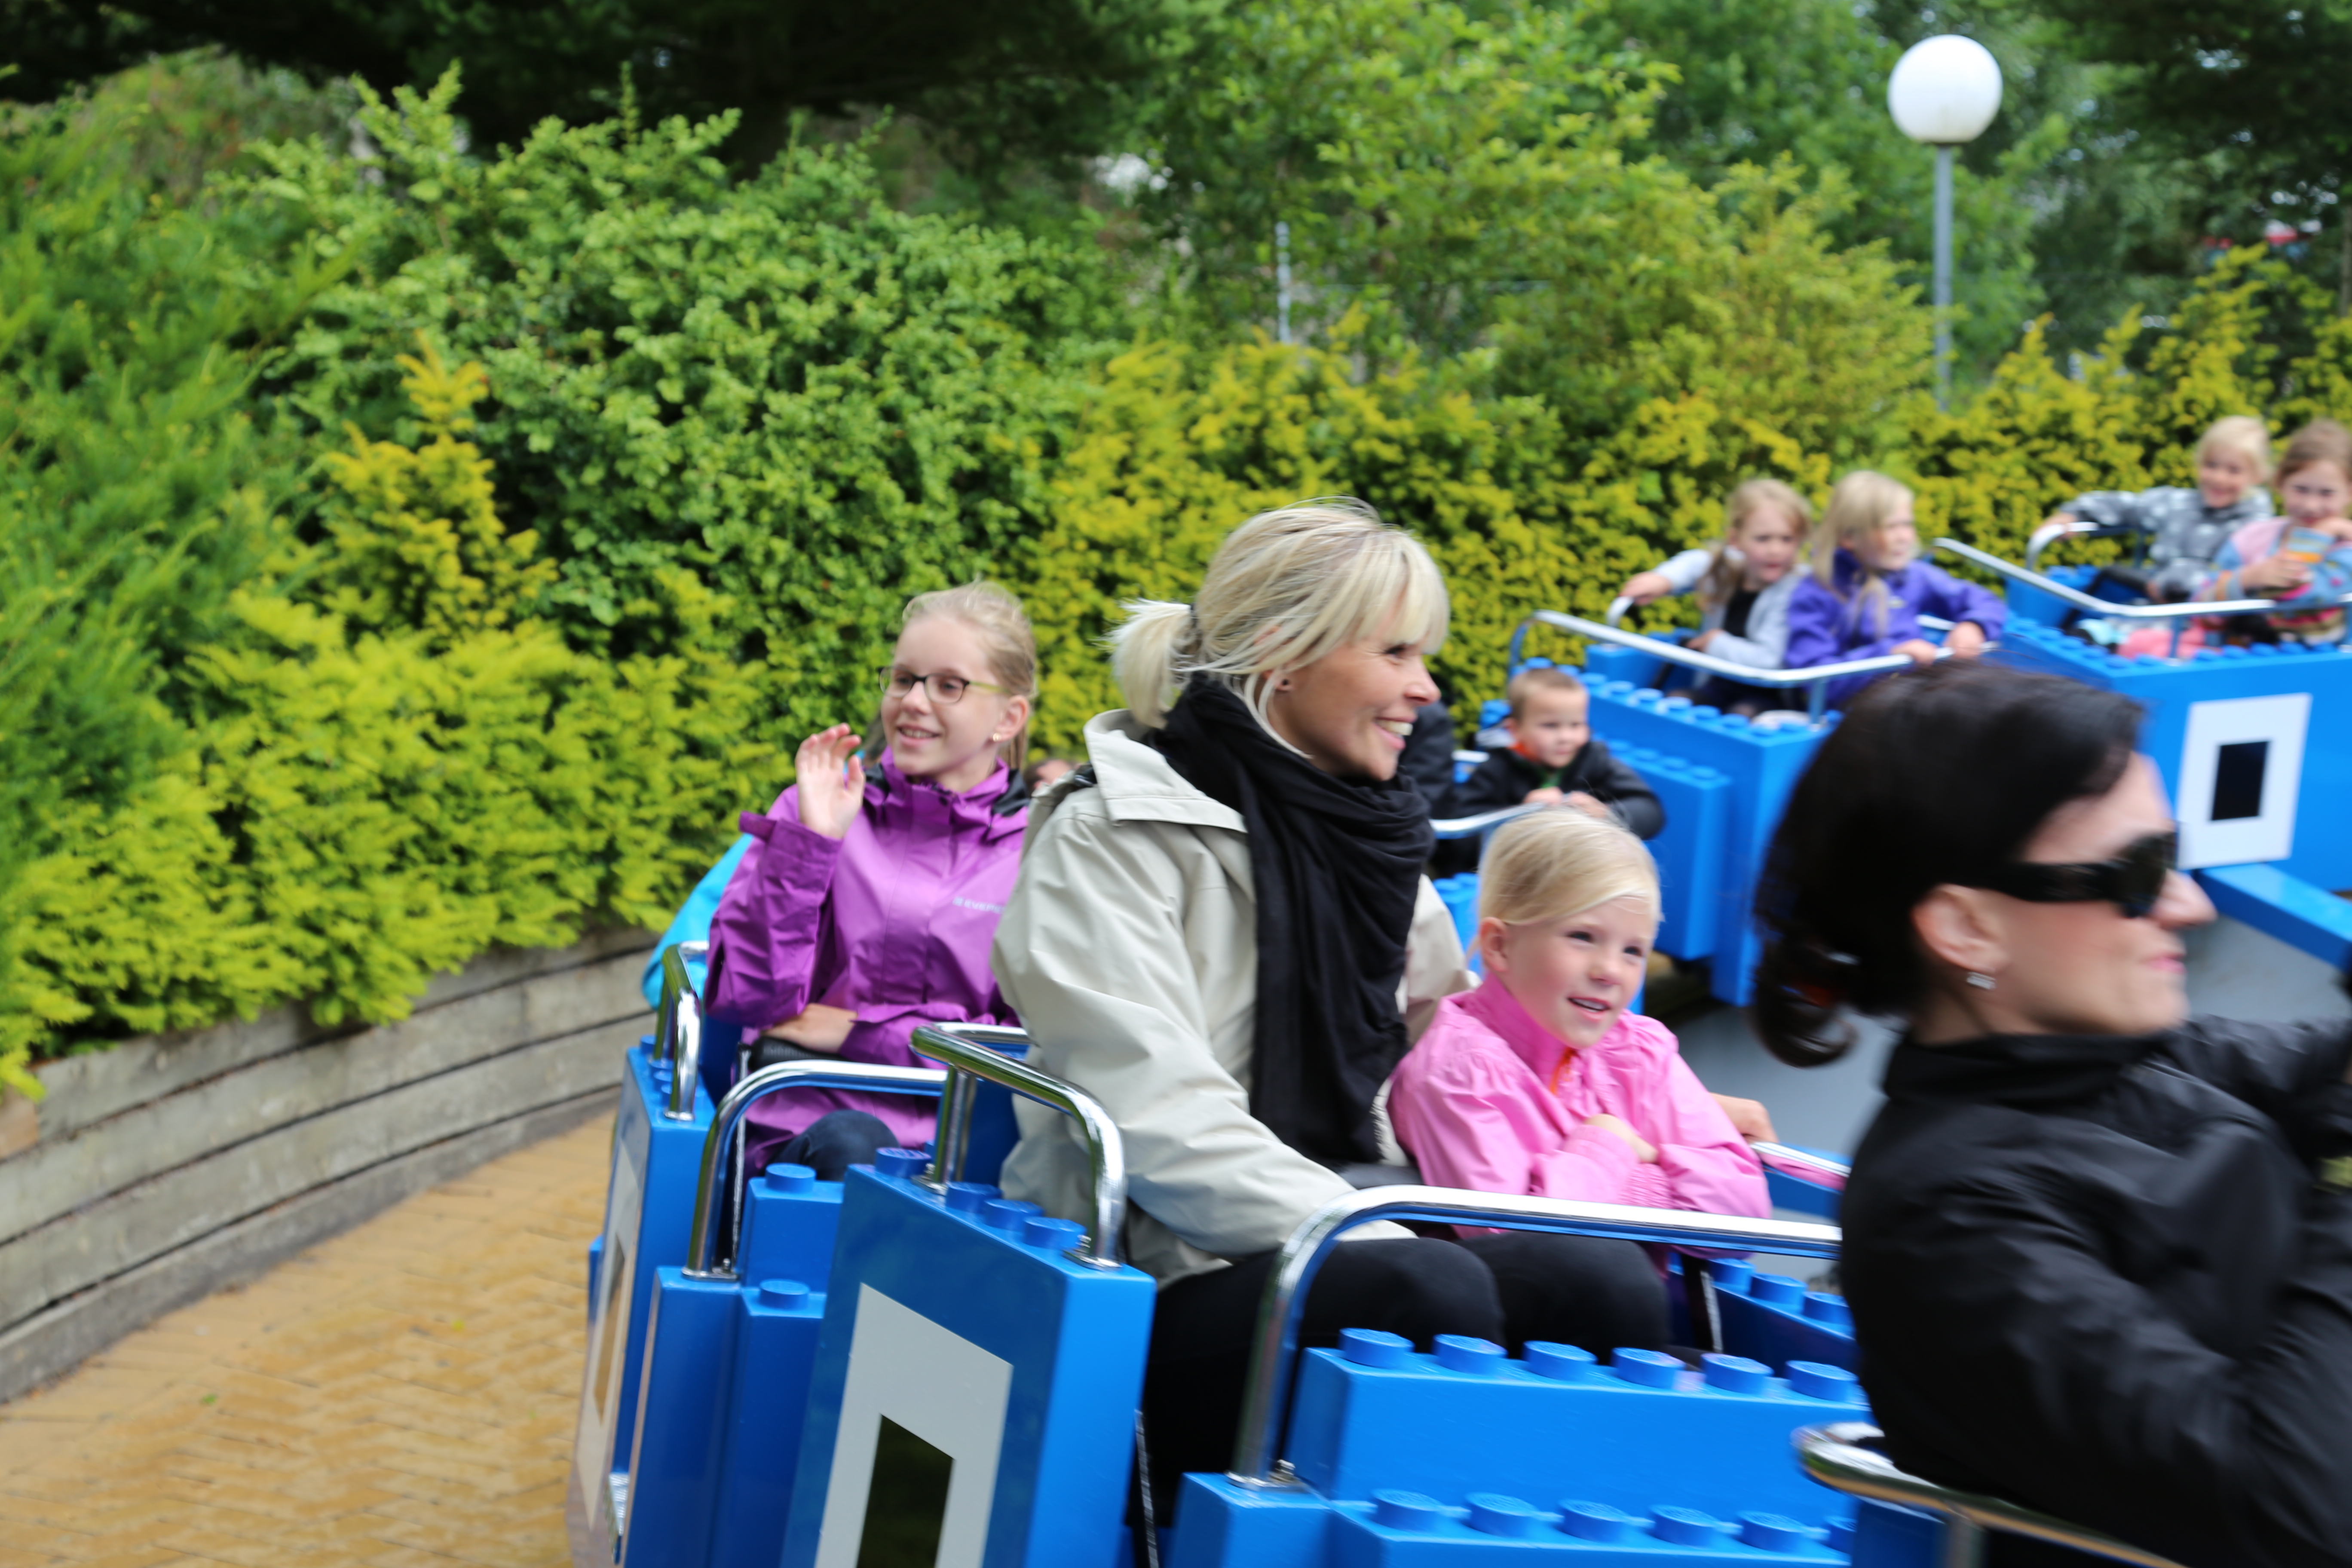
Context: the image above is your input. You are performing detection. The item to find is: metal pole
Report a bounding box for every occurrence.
[1276,220,1292,346]
[1933,143,1954,408]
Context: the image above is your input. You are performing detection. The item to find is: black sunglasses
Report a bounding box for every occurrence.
[1966,831,2178,920]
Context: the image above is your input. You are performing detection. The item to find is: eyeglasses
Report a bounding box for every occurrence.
[877,667,1004,706]
[1966,831,2178,919]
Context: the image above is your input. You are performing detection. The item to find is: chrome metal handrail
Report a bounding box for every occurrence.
[656,942,710,1123]
[913,1022,1130,1271]
[682,1060,947,1279]
[1933,537,2352,623]
[1796,1423,2190,1568]
[2024,516,2140,575]
[1751,1142,1850,1191]
[1225,1186,1841,1486]
[1510,609,1934,723]
[1428,802,1544,841]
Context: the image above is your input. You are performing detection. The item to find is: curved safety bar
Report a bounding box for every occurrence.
[683,1060,948,1279]
[1751,1142,1850,1192]
[1509,609,1931,723]
[1795,1423,2189,1568]
[1429,802,1544,842]
[1605,595,1635,628]
[2025,516,2140,575]
[1932,536,2352,623]
[1227,1186,1841,1485]
[912,1023,1130,1271]
[656,941,710,1123]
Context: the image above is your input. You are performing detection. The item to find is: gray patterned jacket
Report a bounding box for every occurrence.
[2065,486,2272,600]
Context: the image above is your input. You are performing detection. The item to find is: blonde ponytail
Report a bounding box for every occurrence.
[1110,600,1198,728]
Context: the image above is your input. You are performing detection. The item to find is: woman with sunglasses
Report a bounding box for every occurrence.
[704,583,1037,1178]
[1756,658,2352,1568]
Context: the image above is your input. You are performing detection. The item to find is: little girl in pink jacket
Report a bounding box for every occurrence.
[1388,809,1767,1231]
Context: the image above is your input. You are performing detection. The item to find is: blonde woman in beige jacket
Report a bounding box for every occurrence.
[992,500,1674,1509]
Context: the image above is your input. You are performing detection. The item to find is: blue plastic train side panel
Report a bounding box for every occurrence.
[1572,681,1829,1004]
[1603,741,1729,962]
[613,1163,845,1568]
[1318,1500,1848,1564]
[738,1163,845,1289]
[1281,1345,1868,1530]
[710,1282,829,1568]
[2199,861,2352,969]
[778,1167,1157,1568]
[1994,622,2352,898]
[569,1042,713,1565]
[1703,1262,1857,1375]
[619,1273,738,1568]
[1848,1501,1942,1568]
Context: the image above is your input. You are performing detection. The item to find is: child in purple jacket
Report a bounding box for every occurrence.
[1783,471,2003,711]
[705,583,1038,1178]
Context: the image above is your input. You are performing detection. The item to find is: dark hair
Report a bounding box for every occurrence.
[1751,661,2142,1065]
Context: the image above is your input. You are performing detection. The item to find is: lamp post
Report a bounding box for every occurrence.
[1887,35,2003,407]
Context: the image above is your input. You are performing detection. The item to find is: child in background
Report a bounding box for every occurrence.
[1445,667,1662,838]
[2196,418,2352,646]
[1617,478,1814,714]
[2038,415,2274,601]
[1387,810,1767,1261]
[1783,471,2003,711]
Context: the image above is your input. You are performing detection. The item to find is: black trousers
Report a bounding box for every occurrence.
[1142,1233,1666,1513]
[749,1108,895,1182]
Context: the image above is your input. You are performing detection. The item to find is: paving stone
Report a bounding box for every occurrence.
[0,1117,609,1565]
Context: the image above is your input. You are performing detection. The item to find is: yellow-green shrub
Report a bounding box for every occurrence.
[1013,335,1845,749]
[6,361,763,1060]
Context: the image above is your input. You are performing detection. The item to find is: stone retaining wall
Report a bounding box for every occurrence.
[0,927,655,1404]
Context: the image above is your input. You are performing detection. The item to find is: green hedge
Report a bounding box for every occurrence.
[5,349,762,1066]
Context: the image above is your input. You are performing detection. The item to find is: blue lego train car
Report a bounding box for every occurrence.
[582,537,2344,1568]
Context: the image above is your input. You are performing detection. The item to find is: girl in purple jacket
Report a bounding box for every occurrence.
[705,583,1037,1177]
[1782,471,2003,710]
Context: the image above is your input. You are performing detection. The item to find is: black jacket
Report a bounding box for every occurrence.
[1440,739,1664,839]
[1397,701,1457,815]
[1844,1019,2352,1568]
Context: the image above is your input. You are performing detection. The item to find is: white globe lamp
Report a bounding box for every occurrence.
[1888,35,2004,147]
[1887,35,2003,405]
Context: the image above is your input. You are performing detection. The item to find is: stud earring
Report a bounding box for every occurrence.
[1965,971,1997,991]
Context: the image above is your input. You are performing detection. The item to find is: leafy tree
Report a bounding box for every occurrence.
[238,70,1114,747]
[0,0,1206,170]
[1124,0,1927,465]
[2037,0,2352,310]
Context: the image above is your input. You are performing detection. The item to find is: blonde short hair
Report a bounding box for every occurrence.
[2197,415,2274,482]
[1477,808,1660,943]
[1110,499,1449,730]
[900,581,1038,766]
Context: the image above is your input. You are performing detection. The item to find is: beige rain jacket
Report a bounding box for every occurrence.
[993,710,1474,1288]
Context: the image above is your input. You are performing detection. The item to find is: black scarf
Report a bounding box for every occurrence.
[1152,675,1434,1164]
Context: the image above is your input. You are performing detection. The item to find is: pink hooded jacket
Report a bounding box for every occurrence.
[705,752,1026,1154]
[1387,978,1767,1231]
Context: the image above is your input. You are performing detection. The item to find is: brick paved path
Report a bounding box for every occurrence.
[0,1115,612,1568]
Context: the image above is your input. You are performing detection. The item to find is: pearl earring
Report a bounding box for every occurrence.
[1966,971,1997,991]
